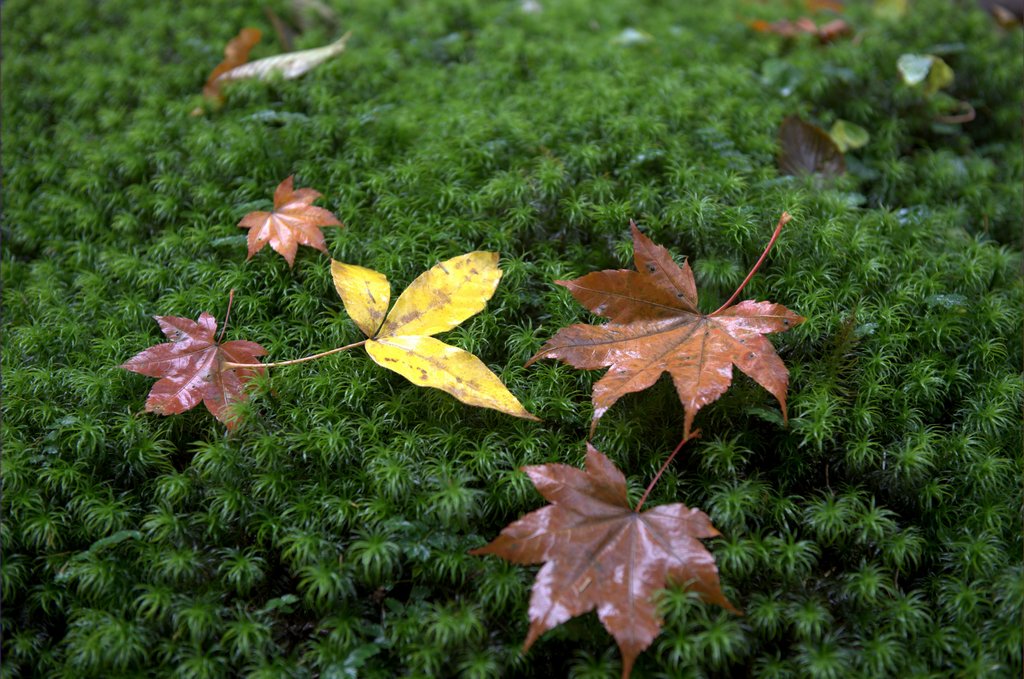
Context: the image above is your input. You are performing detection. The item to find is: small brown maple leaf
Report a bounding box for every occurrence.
[121,313,266,430]
[471,444,737,678]
[527,218,804,437]
[238,175,342,267]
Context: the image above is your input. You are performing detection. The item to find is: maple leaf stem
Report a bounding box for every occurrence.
[710,212,791,316]
[217,289,236,344]
[635,429,701,513]
[222,340,367,370]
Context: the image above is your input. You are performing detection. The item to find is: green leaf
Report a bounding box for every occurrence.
[897,54,954,95]
[829,120,871,153]
[897,54,933,86]
[259,594,299,615]
[322,644,382,679]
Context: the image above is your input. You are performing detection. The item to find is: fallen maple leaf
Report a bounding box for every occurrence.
[198,27,263,106]
[193,30,350,115]
[527,217,803,437]
[750,16,851,43]
[238,175,342,267]
[471,443,737,678]
[330,253,539,420]
[778,115,846,177]
[121,312,266,430]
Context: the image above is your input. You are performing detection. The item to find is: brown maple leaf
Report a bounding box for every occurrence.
[202,27,263,103]
[471,444,737,678]
[238,175,342,267]
[527,217,804,437]
[121,312,266,430]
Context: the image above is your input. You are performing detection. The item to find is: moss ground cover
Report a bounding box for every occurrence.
[2,0,1022,676]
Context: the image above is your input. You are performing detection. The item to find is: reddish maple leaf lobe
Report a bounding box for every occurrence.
[527,223,804,436]
[238,175,342,267]
[471,444,737,678]
[121,312,266,430]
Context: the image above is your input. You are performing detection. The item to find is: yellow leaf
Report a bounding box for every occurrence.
[329,251,537,420]
[366,336,538,420]
[924,56,954,95]
[331,260,390,337]
[873,0,907,20]
[377,252,502,338]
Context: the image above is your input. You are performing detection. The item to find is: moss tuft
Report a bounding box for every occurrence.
[3,0,1022,676]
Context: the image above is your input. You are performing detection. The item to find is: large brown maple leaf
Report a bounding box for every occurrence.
[471,444,737,678]
[238,175,342,267]
[527,217,804,436]
[121,313,266,430]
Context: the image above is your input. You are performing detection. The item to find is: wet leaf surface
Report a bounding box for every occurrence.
[528,223,803,436]
[121,313,265,430]
[472,444,737,678]
[331,253,538,420]
[238,175,342,267]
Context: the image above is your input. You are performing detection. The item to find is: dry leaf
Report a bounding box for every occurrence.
[238,175,343,267]
[778,115,846,177]
[471,444,737,678]
[201,27,263,104]
[978,0,1024,25]
[331,254,539,420]
[264,6,297,52]
[213,32,351,87]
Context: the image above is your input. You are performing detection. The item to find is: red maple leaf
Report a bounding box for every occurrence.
[471,444,737,678]
[238,175,342,267]
[527,217,804,437]
[121,312,266,430]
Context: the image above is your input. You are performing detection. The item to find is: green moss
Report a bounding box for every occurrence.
[3,0,1022,676]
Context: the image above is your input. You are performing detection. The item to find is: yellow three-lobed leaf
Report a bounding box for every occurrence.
[331,252,538,421]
